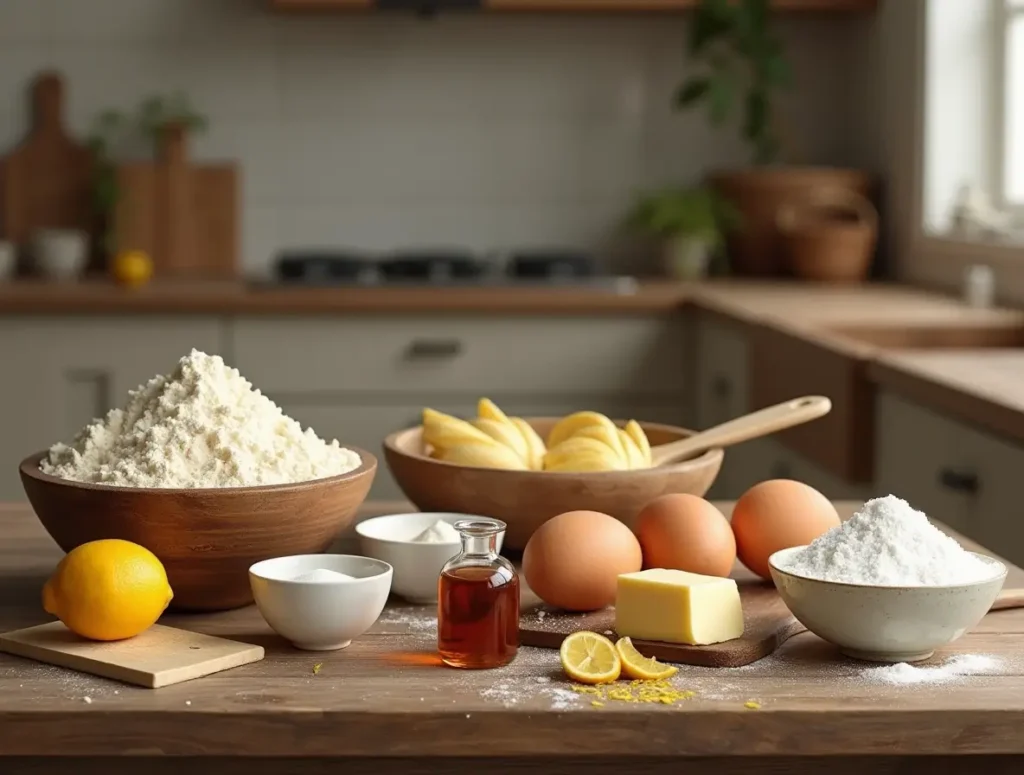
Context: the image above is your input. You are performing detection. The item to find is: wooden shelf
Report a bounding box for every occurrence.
[270,0,877,13]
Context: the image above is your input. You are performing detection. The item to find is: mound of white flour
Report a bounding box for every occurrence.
[778,495,997,586]
[41,349,361,488]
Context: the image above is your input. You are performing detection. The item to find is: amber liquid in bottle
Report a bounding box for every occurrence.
[438,520,519,669]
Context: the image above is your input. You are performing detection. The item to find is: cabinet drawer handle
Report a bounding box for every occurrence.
[938,468,980,495]
[406,339,464,358]
[712,375,732,399]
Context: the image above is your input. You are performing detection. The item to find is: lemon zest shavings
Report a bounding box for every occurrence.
[570,678,696,706]
[312,663,323,675]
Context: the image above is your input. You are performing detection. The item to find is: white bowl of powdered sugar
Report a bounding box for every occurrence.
[768,495,1007,663]
[356,512,504,603]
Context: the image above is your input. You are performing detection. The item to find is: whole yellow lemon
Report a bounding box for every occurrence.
[111,249,154,288]
[42,539,173,641]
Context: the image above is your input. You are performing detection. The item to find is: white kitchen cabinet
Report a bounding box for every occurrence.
[0,317,225,500]
[229,315,688,398]
[693,314,751,499]
[727,437,869,502]
[874,389,1024,564]
[279,398,688,501]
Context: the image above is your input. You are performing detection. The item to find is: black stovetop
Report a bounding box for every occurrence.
[269,248,630,288]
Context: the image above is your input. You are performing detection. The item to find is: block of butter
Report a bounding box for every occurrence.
[615,568,745,646]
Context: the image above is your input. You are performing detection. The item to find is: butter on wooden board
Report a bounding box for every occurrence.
[615,568,745,646]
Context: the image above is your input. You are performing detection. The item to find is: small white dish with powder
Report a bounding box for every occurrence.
[249,554,393,651]
[356,512,504,604]
[768,495,1007,663]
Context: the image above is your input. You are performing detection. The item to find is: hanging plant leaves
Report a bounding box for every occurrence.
[743,90,768,145]
[675,78,711,108]
[707,72,735,125]
[689,0,734,53]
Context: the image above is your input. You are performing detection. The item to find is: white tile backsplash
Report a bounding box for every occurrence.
[1,1,873,272]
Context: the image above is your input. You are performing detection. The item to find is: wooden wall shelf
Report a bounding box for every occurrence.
[270,0,877,14]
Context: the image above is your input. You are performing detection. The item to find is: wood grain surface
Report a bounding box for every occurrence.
[521,581,802,667]
[2,500,1024,763]
[269,0,879,12]
[0,621,263,688]
[384,418,722,550]
[114,124,238,278]
[18,449,377,611]
[0,72,95,253]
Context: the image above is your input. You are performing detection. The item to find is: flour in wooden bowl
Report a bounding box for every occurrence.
[40,349,361,488]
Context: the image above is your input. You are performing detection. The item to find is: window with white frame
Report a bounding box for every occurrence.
[922,0,1024,240]
[1002,0,1024,209]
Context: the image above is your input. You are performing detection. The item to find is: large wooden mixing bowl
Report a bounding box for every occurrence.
[383,419,723,550]
[19,449,377,612]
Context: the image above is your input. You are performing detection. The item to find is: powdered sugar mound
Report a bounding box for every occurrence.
[778,495,997,586]
[865,654,999,685]
[41,349,361,488]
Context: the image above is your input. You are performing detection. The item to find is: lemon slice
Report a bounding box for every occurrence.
[560,631,621,685]
[615,636,679,681]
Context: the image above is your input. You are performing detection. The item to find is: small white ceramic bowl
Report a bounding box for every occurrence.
[355,512,504,604]
[768,546,1007,663]
[249,554,393,651]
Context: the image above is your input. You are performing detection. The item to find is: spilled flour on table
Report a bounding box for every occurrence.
[860,654,1001,685]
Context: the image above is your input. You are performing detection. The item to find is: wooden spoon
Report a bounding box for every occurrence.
[650,395,832,467]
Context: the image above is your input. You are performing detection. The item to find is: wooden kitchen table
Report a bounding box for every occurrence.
[2,501,1024,775]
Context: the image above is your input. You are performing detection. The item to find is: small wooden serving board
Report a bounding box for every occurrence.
[521,586,1024,669]
[0,622,264,688]
[520,581,800,668]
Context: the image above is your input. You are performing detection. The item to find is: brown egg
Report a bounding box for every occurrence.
[523,510,642,611]
[731,479,840,580]
[636,494,736,577]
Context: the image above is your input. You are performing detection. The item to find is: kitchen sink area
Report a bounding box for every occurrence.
[822,323,1024,350]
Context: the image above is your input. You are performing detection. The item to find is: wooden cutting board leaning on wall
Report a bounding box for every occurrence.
[114,124,238,278]
[0,72,95,254]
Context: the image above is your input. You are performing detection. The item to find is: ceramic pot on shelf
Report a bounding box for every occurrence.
[32,228,88,281]
[663,235,713,280]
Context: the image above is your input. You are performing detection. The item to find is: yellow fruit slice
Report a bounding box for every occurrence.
[42,539,173,642]
[543,436,626,472]
[547,411,618,449]
[625,420,652,466]
[544,454,626,473]
[615,636,679,680]
[472,418,530,464]
[511,417,547,471]
[570,423,627,463]
[422,408,497,450]
[478,397,514,426]
[560,631,621,685]
[435,442,528,470]
[618,429,648,469]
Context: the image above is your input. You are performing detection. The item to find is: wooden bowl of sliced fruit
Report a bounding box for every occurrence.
[383,397,830,550]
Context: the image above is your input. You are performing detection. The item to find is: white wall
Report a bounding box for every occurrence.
[0,0,875,275]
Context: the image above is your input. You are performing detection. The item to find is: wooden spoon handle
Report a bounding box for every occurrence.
[991,588,1024,611]
[649,396,832,466]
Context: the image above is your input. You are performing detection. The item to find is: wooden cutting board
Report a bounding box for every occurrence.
[0,71,95,249]
[0,622,264,688]
[520,585,1024,668]
[520,580,799,668]
[114,123,238,278]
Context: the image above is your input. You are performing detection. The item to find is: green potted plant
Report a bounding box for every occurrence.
[674,0,871,276]
[624,187,739,279]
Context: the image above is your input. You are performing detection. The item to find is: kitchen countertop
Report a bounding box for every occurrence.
[5,276,1024,451]
[869,351,1024,442]
[2,501,1024,773]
